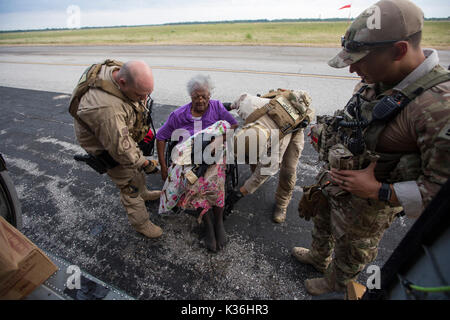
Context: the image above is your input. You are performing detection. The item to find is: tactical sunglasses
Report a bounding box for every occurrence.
[341,36,399,52]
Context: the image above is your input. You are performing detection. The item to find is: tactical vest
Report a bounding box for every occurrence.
[68,59,150,143]
[244,89,312,138]
[317,65,450,183]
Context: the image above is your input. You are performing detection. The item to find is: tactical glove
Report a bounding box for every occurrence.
[143,159,159,174]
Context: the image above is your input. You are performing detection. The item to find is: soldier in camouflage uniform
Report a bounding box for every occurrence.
[229,90,314,223]
[73,60,163,239]
[292,0,450,296]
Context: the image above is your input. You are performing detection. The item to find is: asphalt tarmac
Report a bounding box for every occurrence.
[0,85,414,300]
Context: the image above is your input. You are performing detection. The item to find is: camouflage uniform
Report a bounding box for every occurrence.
[299,0,450,292]
[234,91,313,211]
[74,64,154,231]
[309,56,450,290]
[243,128,305,210]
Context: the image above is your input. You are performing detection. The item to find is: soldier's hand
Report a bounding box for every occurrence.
[330,161,381,200]
[143,159,159,174]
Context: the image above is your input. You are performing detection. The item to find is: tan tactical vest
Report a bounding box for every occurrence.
[323,65,450,183]
[68,59,149,143]
[244,89,312,138]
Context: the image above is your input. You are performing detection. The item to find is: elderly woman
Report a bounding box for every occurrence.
[156,75,238,252]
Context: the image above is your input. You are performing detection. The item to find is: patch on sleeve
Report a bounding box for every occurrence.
[120,126,129,137]
[437,123,450,141]
[122,136,131,150]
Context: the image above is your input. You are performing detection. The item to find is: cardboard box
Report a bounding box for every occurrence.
[346,280,367,300]
[0,216,58,300]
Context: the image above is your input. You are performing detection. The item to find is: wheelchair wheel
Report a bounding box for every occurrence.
[164,140,178,168]
[0,154,23,230]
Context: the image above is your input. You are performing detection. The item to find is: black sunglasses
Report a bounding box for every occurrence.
[341,36,399,52]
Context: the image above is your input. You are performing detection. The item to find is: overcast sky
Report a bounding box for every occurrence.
[0,0,448,31]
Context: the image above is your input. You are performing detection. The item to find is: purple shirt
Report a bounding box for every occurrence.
[156,100,237,141]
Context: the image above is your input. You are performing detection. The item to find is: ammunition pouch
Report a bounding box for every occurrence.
[317,169,349,198]
[298,183,329,221]
[328,144,355,170]
[74,151,119,174]
[313,115,340,162]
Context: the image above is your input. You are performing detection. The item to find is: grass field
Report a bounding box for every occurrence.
[0,21,449,48]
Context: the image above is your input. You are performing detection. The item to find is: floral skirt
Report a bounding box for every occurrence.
[158,120,230,222]
[178,163,226,221]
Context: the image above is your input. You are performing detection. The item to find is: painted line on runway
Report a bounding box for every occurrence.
[0,60,359,81]
[153,65,359,80]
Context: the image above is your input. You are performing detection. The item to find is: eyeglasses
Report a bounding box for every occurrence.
[191,94,210,101]
[341,36,399,52]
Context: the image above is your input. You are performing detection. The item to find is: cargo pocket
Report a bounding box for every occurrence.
[121,184,140,198]
[120,172,144,198]
[349,196,399,237]
[348,236,379,267]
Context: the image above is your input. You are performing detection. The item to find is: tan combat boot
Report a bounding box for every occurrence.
[304,278,336,296]
[291,247,329,273]
[141,190,161,201]
[135,220,163,238]
[272,206,287,223]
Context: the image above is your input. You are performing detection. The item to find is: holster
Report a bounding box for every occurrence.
[298,183,329,221]
[74,151,119,174]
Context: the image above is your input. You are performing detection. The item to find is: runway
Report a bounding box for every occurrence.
[1,45,448,115]
[0,45,374,115]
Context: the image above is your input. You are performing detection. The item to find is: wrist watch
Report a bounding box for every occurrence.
[378,183,392,201]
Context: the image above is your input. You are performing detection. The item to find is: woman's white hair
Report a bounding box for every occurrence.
[187,74,214,96]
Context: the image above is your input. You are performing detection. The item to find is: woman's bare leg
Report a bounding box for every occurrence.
[203,210,217,252]
[213,206,226,250]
